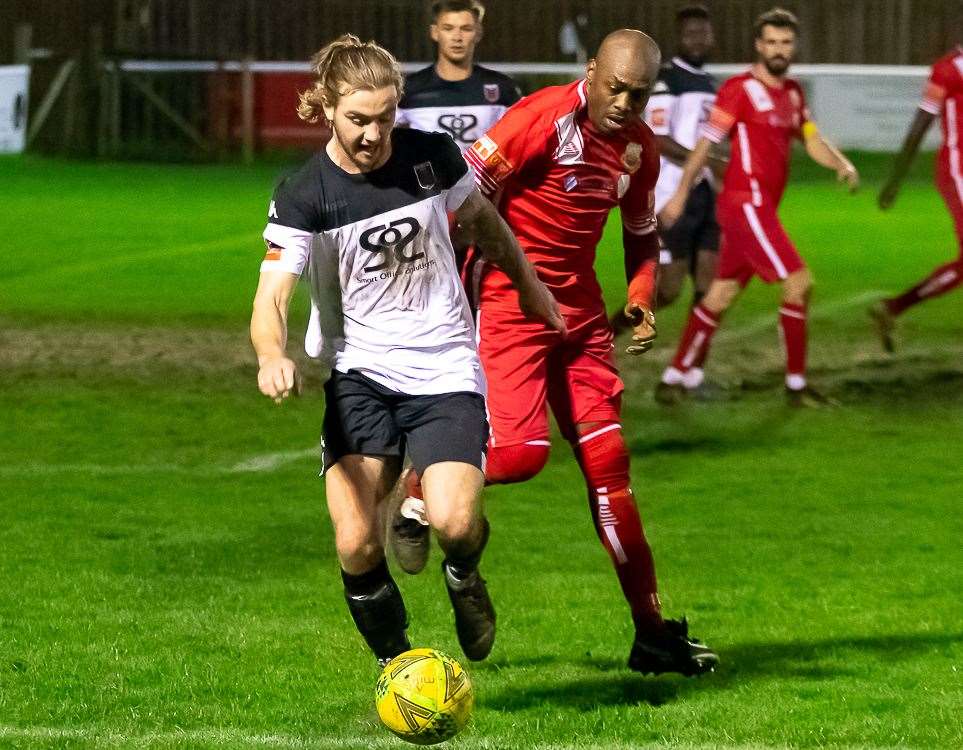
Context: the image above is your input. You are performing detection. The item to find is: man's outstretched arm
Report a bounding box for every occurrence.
[802,123,860,192]
[879,110,936,210]
[251,270,301,402]
[455,187,566,335]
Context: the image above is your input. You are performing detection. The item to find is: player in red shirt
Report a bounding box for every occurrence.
[394,29,718,677]
[873,44,963,350]
[658,8,859,407]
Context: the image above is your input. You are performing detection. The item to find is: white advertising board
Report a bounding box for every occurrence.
[0,65,30,154]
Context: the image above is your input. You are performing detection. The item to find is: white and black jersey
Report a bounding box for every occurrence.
[644,57,717,212]
[396,64,522,152]
[261,128,483,396]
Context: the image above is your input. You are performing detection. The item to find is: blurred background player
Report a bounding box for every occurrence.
[873,37,963,351]
[644,4,724,312]
[251,35,561,666]
[395,29,718,677]
[658,8,860,407]
[395,0,521,152]
[395,0,522,282]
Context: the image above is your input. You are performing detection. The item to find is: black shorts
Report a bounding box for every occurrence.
[660,180,720,261]
[321,369,488,476]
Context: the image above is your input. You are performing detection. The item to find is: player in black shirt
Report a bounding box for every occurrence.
[250,35,562,666]
[396,0,522,152]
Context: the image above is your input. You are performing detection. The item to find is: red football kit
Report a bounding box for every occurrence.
[465,79,660,446]
[882,48,963,316]
[921,47,963,253]
[702,71,811,283]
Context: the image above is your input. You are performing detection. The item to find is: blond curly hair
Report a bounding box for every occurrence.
[297,34,405,123]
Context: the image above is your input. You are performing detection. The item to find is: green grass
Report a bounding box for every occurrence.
[1,151,961,749]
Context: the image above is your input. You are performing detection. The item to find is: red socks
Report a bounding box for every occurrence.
[574,424,663,632]
[671,303,720,372]
[886,259,963,316]
[779,302,807,386]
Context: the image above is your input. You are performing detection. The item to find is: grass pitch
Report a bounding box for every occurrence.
[1,153,961,749]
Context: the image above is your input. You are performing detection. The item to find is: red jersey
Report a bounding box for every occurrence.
[465,79,659,313]
[921,48,963,168]
[702,71,810,208]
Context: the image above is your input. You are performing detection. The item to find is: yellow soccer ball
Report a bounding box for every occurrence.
[375,648,473,745]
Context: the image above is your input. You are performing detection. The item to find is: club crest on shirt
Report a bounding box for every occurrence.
[484,83,500,103]
[414,161,437,191]
[622,142,642,173]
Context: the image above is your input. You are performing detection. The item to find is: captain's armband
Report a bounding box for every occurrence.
[801,121,819,141]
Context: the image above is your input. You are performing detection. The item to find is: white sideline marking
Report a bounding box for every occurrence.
[228,447,320,473]
[13,234,252,280]
[717,290,886,345]
[0,447,319,477]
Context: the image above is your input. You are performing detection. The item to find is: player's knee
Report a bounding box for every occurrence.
[574,424,630,492]
[485,443,550,484]
[783,268,812,304]
[335,532,383,573]
[430,506,476,548]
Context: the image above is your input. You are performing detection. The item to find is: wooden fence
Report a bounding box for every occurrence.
[3,0,962,66]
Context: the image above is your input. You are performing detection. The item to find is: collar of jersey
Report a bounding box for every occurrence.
[672,56,708,75]
[320,139,394,182]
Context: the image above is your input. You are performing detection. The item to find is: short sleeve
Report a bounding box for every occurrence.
[506,81,523,106]
[620,137,660,236]
[921,62,950,115]
[644,79,676,137]
[428,133,475,211]
[464,102,551,198]
[701,79,742,143]
[260,179,318,276]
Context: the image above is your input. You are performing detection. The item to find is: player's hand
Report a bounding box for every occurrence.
[837,162,859,193]
[257,356,301,404]
[878,182,899,211]
[519,278,567,337]
[623,303,657,355]
[660,192,686,229]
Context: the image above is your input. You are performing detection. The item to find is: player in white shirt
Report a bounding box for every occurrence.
[250,35,563,666]
[643,5,726,312]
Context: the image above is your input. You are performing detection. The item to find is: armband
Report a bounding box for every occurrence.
[801,121,819,140]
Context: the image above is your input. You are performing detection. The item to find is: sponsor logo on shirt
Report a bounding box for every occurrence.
[438,113,479,144]
[483,83,500,103]
[358,217,425,274]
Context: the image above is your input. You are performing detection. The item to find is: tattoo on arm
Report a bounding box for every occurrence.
[457,189,534,288]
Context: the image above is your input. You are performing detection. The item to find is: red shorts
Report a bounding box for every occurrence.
[477,303,623,446]
[936,158,963,255]
[715,198,804,284]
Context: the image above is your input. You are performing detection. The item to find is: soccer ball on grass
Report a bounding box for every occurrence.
[375,648,473,745]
